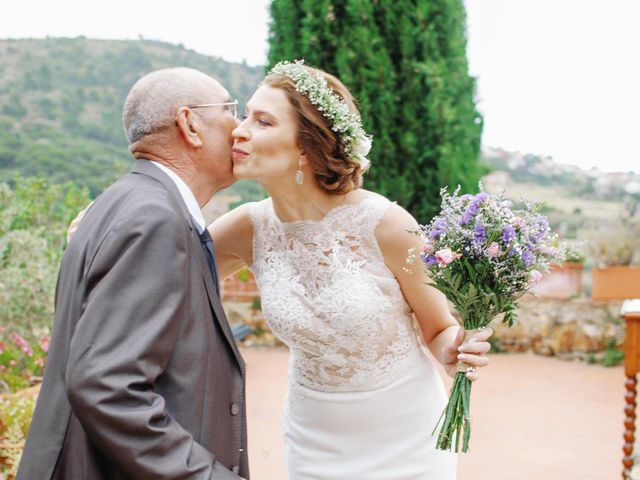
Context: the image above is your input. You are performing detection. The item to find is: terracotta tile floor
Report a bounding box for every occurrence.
[241,347,624,480]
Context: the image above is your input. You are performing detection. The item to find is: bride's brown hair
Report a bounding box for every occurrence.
[264,66,366,195]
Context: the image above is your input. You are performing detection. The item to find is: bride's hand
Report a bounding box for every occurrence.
[442,327,493,382]
[66,201,94,242]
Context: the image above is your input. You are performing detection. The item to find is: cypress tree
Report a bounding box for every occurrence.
[268,0,483,221]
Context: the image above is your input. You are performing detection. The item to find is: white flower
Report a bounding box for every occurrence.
[354,134,372,156]
[356,155,371,169]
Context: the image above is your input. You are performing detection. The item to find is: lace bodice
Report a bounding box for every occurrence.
[249,193,427,392]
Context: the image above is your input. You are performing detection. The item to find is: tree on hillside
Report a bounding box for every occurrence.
[268,0,483,221]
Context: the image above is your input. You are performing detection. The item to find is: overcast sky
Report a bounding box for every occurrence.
[1,0,638,173]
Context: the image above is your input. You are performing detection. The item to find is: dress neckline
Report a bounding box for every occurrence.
[268,193,372,227]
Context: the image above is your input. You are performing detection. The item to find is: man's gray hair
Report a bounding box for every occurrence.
[122,67,216,144]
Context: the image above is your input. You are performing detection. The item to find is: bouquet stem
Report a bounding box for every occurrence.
[434,371,473,453]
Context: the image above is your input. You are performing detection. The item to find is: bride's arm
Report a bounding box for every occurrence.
[375,203,492,381]
[207,202,254,280]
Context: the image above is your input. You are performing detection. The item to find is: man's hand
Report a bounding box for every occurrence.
[442,327,493,381]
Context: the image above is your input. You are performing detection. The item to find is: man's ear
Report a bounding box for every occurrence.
[176,107,203,147]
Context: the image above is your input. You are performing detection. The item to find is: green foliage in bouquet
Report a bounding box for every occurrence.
[413,187,565,452]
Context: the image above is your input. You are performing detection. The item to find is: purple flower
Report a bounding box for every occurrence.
[430,218,447,239]
[473,222,487,244]
[502,225,516,245]
[531,218,550,242]
[459,192,490,226]
[422,254,439,266]
[460,202,480,225]
[475,192,489,204]
[520,249,535,268]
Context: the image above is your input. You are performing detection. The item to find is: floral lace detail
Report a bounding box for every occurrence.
[249,193,427,392]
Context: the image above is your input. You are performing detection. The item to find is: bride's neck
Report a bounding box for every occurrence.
[265,182,359,223]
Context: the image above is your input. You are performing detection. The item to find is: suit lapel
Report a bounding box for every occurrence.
[130,160,245,371]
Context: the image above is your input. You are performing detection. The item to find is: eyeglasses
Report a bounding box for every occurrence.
[187,100,239,119]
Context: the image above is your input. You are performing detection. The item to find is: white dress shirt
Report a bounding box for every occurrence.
[150,161,206,233]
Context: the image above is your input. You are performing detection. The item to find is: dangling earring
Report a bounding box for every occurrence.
[295,159,304,185]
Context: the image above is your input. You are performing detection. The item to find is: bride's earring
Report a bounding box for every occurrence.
[295,159,304,185]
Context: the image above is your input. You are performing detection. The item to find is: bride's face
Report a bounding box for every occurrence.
[232,85,302,184]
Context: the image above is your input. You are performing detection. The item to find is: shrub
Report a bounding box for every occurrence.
[0,177,91,333]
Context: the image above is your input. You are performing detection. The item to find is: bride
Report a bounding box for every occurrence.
[211,60,492,479]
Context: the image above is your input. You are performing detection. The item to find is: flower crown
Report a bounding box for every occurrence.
[268,59,373,168]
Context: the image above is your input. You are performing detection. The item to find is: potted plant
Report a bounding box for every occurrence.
[531,243,585,299]
[587,212,640,300]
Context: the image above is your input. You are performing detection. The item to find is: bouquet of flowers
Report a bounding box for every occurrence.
[411,187,565,453]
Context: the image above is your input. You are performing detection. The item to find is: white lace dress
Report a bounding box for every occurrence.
[249,193,457,480]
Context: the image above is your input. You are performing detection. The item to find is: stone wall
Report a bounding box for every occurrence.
[486,296,624,361]
[224,294,627,360]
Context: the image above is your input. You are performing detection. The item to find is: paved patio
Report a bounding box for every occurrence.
[241,347,624,480]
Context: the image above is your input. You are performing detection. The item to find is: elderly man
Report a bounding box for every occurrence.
[17,68,248,479]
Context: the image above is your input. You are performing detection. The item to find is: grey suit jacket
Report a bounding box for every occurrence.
[17,160,248,480]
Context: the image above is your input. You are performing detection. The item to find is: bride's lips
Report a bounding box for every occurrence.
[232,147,249,159]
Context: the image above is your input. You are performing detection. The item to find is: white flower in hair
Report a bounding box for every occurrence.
[354,134,372,156]
[268,59,373,167]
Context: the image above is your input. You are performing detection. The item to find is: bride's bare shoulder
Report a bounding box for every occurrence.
[373,197,422,267]
[371,195,419,237]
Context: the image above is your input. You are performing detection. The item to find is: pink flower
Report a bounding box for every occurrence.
[9,332,28,349]
[511,217,525,229]
[9,360,17,367]
[422,240,434,254]
[35,357,45,367]
[529,270,543,284]
[0,340,4,354]
[9,332,33,356]
[39,335,50,353]
[485,242,501,258]
[435,248,462,267]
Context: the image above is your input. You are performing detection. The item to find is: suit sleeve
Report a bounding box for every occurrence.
[65,202,240,480]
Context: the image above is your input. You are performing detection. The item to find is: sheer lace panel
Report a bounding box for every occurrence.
[249,193,426,392]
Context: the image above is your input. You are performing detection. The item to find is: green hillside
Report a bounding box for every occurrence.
[0,37,264,196]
